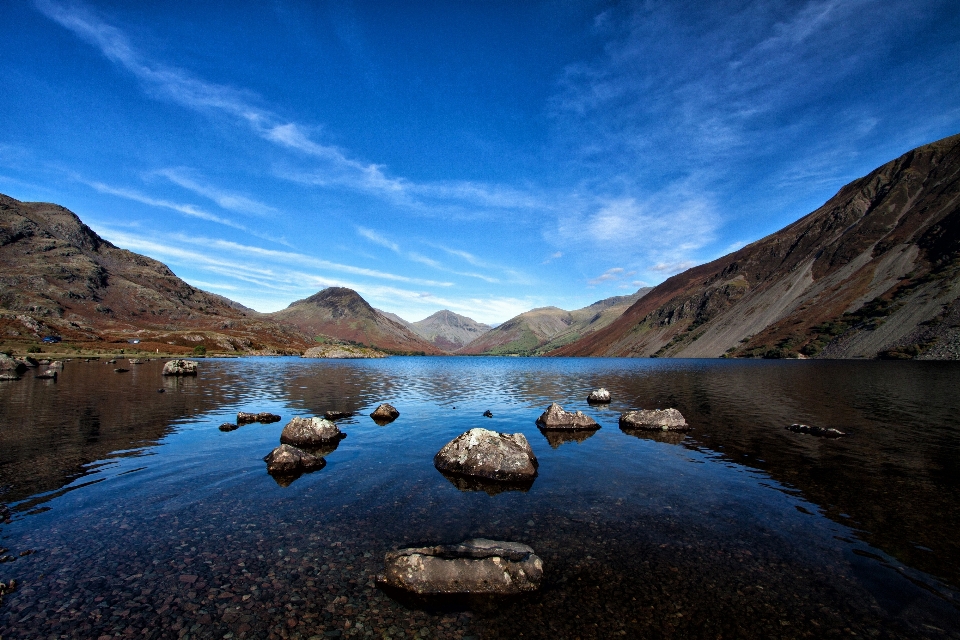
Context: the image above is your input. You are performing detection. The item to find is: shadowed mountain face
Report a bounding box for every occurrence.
[0,194,311,353]
[269,287,444,354]
[410,310,491,351]
[553,133,960,359]
[458,289,651,355]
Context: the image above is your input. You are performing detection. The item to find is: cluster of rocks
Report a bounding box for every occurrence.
[0,354,64,381]
[263,416,347,485]
[237,411,281,425]
[0,578,16,606]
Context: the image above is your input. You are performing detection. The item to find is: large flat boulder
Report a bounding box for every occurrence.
[618,408,688,431]
[379,539,543,595]
[162,359,198,376]
[280,416,345,447]
[434,428,538,482]
[535,403,599,430]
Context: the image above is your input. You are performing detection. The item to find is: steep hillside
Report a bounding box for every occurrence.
[269,287,444,355]
[553,133,960,359]
[410,310,491,351]
[458,288,650,355]
[0,194,311,353]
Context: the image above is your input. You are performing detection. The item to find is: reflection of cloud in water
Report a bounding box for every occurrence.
[538,427,598,449]
[439,471,535,496]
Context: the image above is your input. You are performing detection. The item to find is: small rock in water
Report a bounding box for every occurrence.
[434,428,538,482]
[324,410,355,420]
[587,388,611,404]
[237,411,282,424]
[263,444,326,475]
[370,403,400,424]
[162,359,198,376]
[35,369,58,380]
[483,410,493,418]
[280,416,345,447]
[113,368,129,373]
[157,388,165,393]
[619,408,689,431]
[129,358,143,365]
[219,423,240,432]
[535,403,599,430]
[786,423,845,438]
[379,539,543,595]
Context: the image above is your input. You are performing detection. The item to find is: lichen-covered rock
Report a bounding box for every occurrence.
[618,408,688,431]
[237,412,281,424]
[370,403,400,424]
[280,416,345,447]
[587,388,611,403]
[379,539,543,595]
[535,403,599,430]
[263,444,326,475]
[434,428,538,482]
[162,359,198,376]
[786,424,845,438]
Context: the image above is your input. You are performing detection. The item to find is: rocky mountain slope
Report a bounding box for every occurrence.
[0,194,311,353]
[269,287,444,355]
[553,133,960,359]
[458,288,651,355]
[409,310,492,351]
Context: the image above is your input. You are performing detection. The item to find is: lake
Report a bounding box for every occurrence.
[1,356,959,639]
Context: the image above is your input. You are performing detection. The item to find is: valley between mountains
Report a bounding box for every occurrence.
[2,133,959,359]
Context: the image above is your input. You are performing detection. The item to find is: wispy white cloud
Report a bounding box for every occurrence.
[356,226,400,253]
[357,227,502,284]
[151,168,278,217]
[650,261,696,275]
[587,267,638,286]
[83,179,246,229]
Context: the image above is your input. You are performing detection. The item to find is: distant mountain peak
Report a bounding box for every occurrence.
[409,309,491,352]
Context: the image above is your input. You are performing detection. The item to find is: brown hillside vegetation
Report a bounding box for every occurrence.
[0,194,311,354]
[552,133,960,359]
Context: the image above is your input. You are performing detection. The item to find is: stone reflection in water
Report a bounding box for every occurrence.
[439,471,535,495]
[619,426,687,445]
[538,427,597,448]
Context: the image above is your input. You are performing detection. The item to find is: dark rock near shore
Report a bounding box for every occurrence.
[218,423,239,432]
[0,354,27,375]
[237,411,281,424]
[483,410,493,418]
[162,359,198,376]
[379,539,543,595]
[324,410,355,421]
[279,416,345,447]
[619,408,689,431]
[786,423,846,438]
[371,403,400,424]
[35,369,58,380]
[434,428,538,482]
[587,388,611,403]
[263,444,326,475]
[535,403,599,430]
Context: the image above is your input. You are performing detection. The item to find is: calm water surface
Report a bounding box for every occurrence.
[1,357,959,639]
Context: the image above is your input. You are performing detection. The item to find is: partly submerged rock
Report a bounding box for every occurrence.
[113,368,129,373]
[219,423,240,432]
[162,359,198,376]
[237,411,282,425]
[379,539,543,595]
[786,424,845,438]
[535,403,599,430]
[280,416,345,447]
[47,360,63,369]
[0,373,21,381]
[371,403,400,424]
[324,410,355,421]
[483,410,493,418]
[587,388,611,404]
[619,408,689,431]
[263,444,326,475]
[0,355,27,375]
[129,358,143,365]
[35,369,58,380]
[434,428,538,482]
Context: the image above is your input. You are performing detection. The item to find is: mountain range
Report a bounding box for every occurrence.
[2,132,958,359]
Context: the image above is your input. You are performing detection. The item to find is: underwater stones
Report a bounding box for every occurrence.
[280,416,345,447]
[535,403,599,430]
[162,359,198,376]
[619,408,689,431]
[371,403,400,424]
[237,411,281,424]
[434,428,538,482]
[786,424,845,438]
[587,388,611,404]
[379,539,543,595]
[263,444,326,475]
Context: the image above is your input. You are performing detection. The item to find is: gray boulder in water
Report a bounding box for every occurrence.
[263,444,326,475]
[280,416,345,447]
[434,428,538,482]
[370,403,400,424]
[535,403,599,430]
[0,355,26,375]
[162,359,198,376]
[619,408,689,431]
[786,424,845,438]
[587,388,611,404]
[379,538,543,595]
[237,412,281,424]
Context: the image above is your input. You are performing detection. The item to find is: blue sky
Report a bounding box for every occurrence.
[2,0,959,324]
